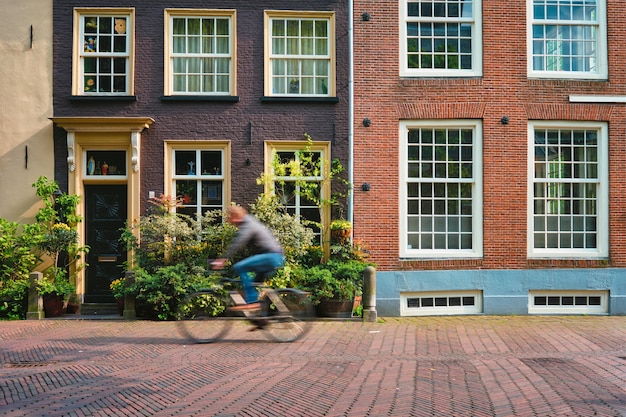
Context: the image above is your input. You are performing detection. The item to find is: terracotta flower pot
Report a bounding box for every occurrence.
[315,299,354,318]
[43,294,67,318]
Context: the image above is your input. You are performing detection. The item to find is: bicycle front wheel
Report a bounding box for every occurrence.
[261,288,314,343]
[176,291,232,343]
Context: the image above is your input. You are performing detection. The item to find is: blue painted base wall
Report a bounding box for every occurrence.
[376,268,626,316]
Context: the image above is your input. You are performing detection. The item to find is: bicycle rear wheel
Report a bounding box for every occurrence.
[176,291,232,343]
[261,288,314,342]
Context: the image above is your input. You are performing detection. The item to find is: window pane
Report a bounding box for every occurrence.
[404,124,476,252]
[173,149,225,218]
[532,126,603,251]
[405,0,476,73]
[531,0,600,74]
[169,14,232,94]
[269,15,331,96]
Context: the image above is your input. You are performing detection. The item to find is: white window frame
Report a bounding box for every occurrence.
[528,290,608,315]
[165,141,230,219]
[527,121,608,258]
[164,9,236,96]
[399,0,483,77]
[527,0,607,79]
[399,120,483,258]
[264,11,336,97]
[73,8,134,96]
[401,291,483,316]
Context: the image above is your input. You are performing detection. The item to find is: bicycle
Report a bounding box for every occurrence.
[176,276,314,343]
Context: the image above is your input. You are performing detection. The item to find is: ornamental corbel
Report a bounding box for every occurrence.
[131,130,140,172]
[66,131,75,172]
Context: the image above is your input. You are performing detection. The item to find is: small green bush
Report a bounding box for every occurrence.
[132,264,221,320]
[0,278,29,320]
[293,260,370,305]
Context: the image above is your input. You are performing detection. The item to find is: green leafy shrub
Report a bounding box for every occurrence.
[0,278,29,320]
[0,176,87,317]
[294,260,370,305]
[121,195,236,275]
[0,219,40,283]
[131,264,221,320]
[249,194,315,264]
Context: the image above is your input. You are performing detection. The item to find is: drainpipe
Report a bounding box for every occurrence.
[348,0,354,227]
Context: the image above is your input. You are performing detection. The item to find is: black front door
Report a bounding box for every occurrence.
[84,185,127,303]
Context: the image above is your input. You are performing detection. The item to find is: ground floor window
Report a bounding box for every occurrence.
[265,140,331,244]
[400,120,483,258]
[528,121,608,258]
[166,141,229,219]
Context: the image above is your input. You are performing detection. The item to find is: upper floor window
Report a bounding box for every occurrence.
[166,142,230,220]
[528,122,608,257]
[529,0,607,79]
[400,120,483,258]
[74,9,134,95]
[265,11,335,97]
[400,0,482,77]
[165,10,236,96]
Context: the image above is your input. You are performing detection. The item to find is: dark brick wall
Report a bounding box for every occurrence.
[53,1,350,209]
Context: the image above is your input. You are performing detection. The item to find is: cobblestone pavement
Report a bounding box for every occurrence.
[0,316,624,416]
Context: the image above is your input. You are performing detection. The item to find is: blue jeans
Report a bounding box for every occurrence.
[232,253,285,303]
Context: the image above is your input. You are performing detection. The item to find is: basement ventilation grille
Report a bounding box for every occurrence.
[528,290,609,315]
[401,291,482,316]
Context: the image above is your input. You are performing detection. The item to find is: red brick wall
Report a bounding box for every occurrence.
[353,0,626,271]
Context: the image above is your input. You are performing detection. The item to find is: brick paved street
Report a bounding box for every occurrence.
[0,316,625,416]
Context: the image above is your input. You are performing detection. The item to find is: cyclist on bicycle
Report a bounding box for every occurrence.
[211,205,285,311]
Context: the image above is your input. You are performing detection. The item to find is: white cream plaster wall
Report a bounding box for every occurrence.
[0,0,54,222]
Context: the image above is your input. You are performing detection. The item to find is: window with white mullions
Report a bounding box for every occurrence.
[172,149,225,219]
[79,13,131,94]
[401,0,482,77]
[400,121,483,258]
[169,13,233,95]
[266,11,335,97]
[530,123,607,256]
[529,0,606,79]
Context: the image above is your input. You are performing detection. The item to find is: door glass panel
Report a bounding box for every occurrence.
[86,151,126,176]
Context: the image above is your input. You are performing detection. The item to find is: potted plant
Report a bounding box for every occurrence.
[37,269,76,317]
[330,219,351,244]
[110,277,126,315]
[296,260,367,318]
[31,177,88,317]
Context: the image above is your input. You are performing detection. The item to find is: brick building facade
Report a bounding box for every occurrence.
[353,0,626,315]
[51,1,350,305]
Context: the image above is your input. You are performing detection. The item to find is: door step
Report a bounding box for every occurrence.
[80,303,119,316]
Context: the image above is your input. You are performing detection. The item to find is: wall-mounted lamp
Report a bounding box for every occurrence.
[500,116,510,125]
[362,118,371,127]
[52,189,65,222]
[361,183,371,191]
[362,12,371,21]
[52,189,63,201]
[245,158,251,166]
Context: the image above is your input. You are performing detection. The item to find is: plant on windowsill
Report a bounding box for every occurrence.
[176,182,195,205]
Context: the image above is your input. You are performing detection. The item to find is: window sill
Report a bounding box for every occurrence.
[161,95,239,102]
[70,95,137,102]
[261,96,339,103]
